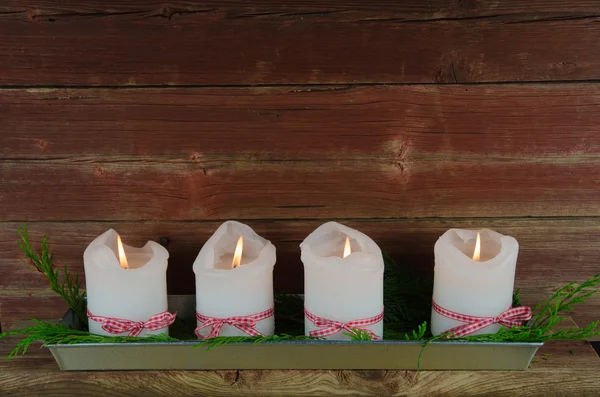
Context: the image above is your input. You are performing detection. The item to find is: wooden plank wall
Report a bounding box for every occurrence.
[1,1,600,334]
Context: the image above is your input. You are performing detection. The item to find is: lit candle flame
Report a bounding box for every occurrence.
[343,236,351,259]
[472,232,481,261]
[232,236,244,269]
[117,235,129,269]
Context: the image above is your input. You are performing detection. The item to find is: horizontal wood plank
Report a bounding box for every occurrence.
[1,218,599,331]
[5,160,600,220]
[0,295,67,333]
[0,337,599,397]
[3,84,600,159]
[2,85,600,220]
[3,1,600,21]
[1,10,600,85]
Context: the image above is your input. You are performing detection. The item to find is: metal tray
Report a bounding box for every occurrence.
[47,296,542,371]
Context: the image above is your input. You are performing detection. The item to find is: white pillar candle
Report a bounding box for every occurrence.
[431,228,519,336]
[193,221,276,337]
[301,222,384,340]
[84,229,171,337]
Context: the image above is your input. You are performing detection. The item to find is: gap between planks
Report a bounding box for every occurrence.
[5,79,600,89]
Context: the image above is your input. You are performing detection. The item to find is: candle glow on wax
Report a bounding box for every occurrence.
[472,232,481,261]
[430,229,519,336]
[117,235,129,269]
[193,221,276,337]
[232,236,244,269]
[343,236,351,259]
[301,222,384,340]
[84,229,170,337]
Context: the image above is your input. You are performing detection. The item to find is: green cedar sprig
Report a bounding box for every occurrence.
[17,225,87,326]
[343,328,375,341]
[402,273,600,372]
[0,320,177,359]
[196,334,320,350]
[453,273,600,343]
[405,321,428,341]
[530,274,600,330]
[407,272,600,371]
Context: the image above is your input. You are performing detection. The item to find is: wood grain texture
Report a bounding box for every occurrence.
[3,84,600,159]
[0,295,67,334]
[0,2,598,393]
[5,159,599,220]
[3,1,600,21]
[1,7,600,85]
[0,337,599,397]
[1,218,599,331]
[2,85,600,221]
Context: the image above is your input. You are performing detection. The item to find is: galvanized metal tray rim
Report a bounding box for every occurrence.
[46,340,544,348]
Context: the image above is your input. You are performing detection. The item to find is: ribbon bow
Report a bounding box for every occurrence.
[195,308,274,339]
[304,307,383,340]
[432,300,532,338]
[87,309,176,337]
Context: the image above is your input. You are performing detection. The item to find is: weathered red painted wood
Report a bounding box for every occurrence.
[0,295,67,333]
[2,159,599,220]
[1,9,599,85]
[3,0,600,21]
[2,218,599,331]
[2,85,600,221]
[3,85,600,159]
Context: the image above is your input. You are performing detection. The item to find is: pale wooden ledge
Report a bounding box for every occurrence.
[0,328,598,397]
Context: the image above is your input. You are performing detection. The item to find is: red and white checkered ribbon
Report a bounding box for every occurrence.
[432,300,532,338]
[304,307,384,340]
[195,308,274,339]
[87,309,176,337]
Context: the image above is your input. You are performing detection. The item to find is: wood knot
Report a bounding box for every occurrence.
[247,109,282,118]
[552,62,577,74]
[435,54,471,83]
[94,166,106,177]
[27,12,43,22]
[217,370,243,386]
[337,370,350,384]
[402,370,419,387]
[456,0,480,11]
[34,139,47,151]
[387,139,408,172]
[354,370,388,381]
[189,152,202,162]
[160,7,176,20]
